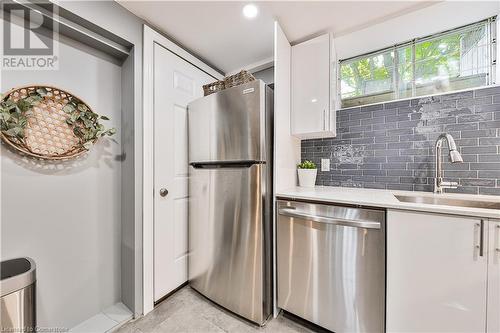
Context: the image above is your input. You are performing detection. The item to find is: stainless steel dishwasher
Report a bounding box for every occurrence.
[277,199,385,333]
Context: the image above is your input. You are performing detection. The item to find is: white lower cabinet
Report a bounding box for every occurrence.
[488,219,500,333]
[387,210,492,333]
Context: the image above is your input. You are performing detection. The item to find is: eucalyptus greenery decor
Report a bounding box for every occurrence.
[0,90,41,143]
[61,93,116,150]
[297,160,317,169]
[0,86,116,159]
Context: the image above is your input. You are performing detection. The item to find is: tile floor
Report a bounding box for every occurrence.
[71,302,133,333]
[116,286,315,333]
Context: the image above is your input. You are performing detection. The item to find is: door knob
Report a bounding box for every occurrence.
[159,188,168,197]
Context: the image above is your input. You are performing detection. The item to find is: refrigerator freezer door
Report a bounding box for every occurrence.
[188,80,266,163]
[188,163,271,324]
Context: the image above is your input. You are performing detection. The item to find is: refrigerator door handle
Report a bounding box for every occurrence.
[190,160,264,169]
[278,208,381,229]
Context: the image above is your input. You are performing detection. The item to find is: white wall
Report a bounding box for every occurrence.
[273,22,300,192]
[335,1,500,60]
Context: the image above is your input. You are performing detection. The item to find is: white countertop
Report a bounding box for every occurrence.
[276,186,500,219]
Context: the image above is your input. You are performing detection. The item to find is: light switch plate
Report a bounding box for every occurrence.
[321,158,330,172]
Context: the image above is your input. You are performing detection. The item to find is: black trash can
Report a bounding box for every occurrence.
[1,257,36,331]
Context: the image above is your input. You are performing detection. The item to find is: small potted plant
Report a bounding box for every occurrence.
[297,160,317,187]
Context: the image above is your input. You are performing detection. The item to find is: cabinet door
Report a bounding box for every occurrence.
[488,219,500,333]
[387,210,488,333]
[291,34,334,139]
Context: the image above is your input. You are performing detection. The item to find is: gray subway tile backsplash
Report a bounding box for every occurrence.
[474,86,500,97]
[301,87,500,195]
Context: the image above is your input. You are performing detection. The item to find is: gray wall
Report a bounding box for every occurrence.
[1,0,145,326]
[253,67,274,85]
[120,48,136,314]
[58,0,145,316]
[1,35,122,327]
[302,86,500,195]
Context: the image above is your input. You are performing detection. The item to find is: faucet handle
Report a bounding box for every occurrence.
[441,181,460,189]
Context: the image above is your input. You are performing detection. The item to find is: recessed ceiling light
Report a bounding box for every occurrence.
[243,4,258,19]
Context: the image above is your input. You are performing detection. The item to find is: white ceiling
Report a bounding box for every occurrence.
[118,1,439,74]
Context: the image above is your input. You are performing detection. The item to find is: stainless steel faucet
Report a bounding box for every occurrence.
[434,133,463,193]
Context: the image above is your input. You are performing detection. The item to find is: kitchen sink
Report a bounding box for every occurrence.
[394,194,500,210]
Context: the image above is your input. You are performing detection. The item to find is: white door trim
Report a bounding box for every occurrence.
[143,24,223,314]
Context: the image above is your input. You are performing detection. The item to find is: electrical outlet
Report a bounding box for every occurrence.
[321,158,330,172]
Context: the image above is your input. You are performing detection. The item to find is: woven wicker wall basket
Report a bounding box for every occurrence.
[1,85,96,160]
[202,70,256,96]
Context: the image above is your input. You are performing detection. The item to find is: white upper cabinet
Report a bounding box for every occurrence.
[291,33,336,139]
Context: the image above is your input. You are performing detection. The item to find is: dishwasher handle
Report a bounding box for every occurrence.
[278,208,381,229]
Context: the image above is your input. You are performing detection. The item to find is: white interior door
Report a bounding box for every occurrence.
[153,43,214,301]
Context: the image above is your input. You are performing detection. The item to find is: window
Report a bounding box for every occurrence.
[339,17,497,108]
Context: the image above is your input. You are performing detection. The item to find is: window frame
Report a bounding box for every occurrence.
[338,16,497,108]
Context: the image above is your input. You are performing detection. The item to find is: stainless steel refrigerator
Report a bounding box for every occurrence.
[187,80,273,325]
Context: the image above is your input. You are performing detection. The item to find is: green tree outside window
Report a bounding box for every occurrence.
[339,20,494,107]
